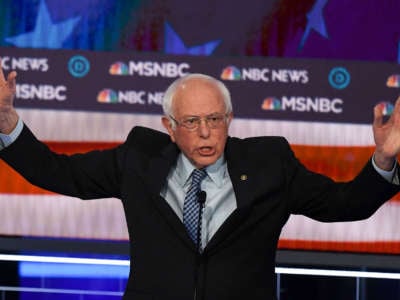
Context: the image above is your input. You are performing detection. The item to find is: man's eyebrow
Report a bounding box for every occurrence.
[181,115,200,118]
[182,112,223,117]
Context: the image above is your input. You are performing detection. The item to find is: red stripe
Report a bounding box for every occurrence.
[278,239,400,254]
[2,143,399,202]
[46,141,119,153]
[291,144,374,181]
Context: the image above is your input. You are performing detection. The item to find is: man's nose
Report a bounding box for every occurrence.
[198,119,211,138]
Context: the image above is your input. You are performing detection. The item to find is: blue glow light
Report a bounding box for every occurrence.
[20,262,129,278]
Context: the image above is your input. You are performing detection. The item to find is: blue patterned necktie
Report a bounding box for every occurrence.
[183,169,207,247]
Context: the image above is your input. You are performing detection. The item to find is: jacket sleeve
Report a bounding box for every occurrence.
[281,139,400,222]
[0,124,126,200]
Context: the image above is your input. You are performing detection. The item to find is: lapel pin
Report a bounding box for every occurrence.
[240,174,247,181]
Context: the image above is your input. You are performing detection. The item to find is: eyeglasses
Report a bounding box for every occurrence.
[169,113,228,131]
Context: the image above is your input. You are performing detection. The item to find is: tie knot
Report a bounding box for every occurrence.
[192,168,207,185]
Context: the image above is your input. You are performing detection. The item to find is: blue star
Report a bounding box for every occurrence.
[5,0,80,49]
[164,22,221,56]
[299,0,329,51]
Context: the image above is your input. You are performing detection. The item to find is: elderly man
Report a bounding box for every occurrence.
[0,67,399,300]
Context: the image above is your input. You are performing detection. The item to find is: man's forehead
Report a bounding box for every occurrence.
[170,78,226,116]
[175,78,222,100]
[177,77,216,91]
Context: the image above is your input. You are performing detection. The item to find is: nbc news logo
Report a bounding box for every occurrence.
[220,65,308,83]
[109,62,129,75]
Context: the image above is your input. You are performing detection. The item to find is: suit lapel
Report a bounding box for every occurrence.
[205,137,261,252]
[143,142,197,251]
[225,136,260,209]
[144,142,178,195]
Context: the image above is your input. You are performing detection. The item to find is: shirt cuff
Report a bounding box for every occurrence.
[0,118,23,150]
[372,153,399,185]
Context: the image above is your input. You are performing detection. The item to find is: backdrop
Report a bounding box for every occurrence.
[0,0,399,255]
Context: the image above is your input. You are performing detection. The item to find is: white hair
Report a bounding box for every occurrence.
[162,73,233,120]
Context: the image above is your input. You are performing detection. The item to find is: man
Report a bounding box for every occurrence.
[0,68,399,300]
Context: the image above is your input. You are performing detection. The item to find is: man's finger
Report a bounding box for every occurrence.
[7,71,17,90]
[373,103,384,128]
[393,96,400,115]
[0,57,5,83]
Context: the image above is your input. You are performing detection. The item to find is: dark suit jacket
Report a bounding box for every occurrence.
[1,125,399,300]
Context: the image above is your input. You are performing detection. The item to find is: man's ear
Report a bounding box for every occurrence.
[226,112,233,127]
[162,116,176,142]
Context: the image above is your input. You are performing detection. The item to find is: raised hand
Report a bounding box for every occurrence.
[0,58,18,134]
[373,97,400,170]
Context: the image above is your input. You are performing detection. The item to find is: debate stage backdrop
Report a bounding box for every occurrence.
[0,0,400,255]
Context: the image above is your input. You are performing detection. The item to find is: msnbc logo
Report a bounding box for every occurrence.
[220,66,241,81]
[97,89,118,103]
[109,62,129,75]
[376,101,394,116]
[386,74,400,88]
[261,96,343,113]
[261,97,281,110]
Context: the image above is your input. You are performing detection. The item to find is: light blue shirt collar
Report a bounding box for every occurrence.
[177,154,226,188]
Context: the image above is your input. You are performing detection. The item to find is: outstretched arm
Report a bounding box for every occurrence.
[0,59,124,199]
